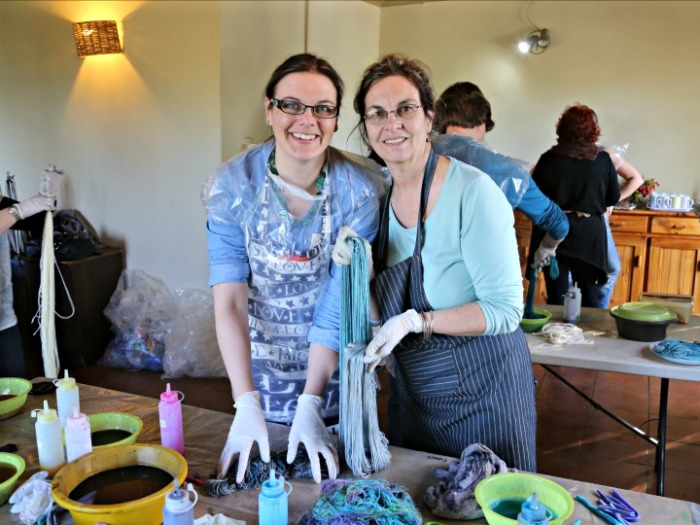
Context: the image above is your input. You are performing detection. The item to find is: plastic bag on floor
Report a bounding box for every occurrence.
[100,269,175,371]
[162,288,226,378]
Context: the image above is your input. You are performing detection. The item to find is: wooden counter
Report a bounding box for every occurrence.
[515,208,700,313]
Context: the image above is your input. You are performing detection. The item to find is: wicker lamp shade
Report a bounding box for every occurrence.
[73,20,122,57]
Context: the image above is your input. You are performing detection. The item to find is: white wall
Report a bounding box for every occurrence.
[378,0,700,198]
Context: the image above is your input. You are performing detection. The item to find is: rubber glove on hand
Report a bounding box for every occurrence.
[9,471,53,525]
[531,241,557,269]
[287,393,338,483]
[364,309,422,373]
[218,390,270,483]
[15,194,55,220]
[39,165,64,198]
[332,226,374,280]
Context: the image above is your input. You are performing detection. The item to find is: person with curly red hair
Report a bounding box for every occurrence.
[527,104,620,307]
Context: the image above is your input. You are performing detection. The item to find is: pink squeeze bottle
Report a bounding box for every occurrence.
[159,383,185,454]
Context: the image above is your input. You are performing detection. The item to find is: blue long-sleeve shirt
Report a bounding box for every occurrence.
[432,134,569,241]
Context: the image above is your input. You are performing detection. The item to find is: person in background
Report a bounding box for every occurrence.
[595,148,644,307]
[528,104,620,307]
[353,54,536,470]
[432,82,569,269]
[203,53,386,485]
[0,167,63,376]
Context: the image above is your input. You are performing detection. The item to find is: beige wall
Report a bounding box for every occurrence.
[1,0,697,292]
[0,1,379,290]
[379,0,700,197]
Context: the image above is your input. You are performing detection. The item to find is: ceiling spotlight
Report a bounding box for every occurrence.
[518,28,550,54]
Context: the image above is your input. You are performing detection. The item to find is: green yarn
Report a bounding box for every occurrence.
[297,478,423,525]
[338,236,391,477]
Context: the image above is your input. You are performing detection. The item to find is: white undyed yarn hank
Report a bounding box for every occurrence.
[38,211,59,378]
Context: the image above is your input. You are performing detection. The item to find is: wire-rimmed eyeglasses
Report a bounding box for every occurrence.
[364,104,424,125]
[269,98,339,119]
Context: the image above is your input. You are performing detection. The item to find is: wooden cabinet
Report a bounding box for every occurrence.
[515,209,700,314]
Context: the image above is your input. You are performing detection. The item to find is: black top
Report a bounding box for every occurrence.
[528,149,620,275]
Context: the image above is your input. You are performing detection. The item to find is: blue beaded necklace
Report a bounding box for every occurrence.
[267,147,327,194]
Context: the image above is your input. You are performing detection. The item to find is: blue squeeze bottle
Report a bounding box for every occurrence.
[517,492,551,525]
[259,469,292,525]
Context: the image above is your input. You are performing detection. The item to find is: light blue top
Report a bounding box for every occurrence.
[386,159,523,335]
[432,134,569,240]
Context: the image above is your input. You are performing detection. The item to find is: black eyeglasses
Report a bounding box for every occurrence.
[270,98,339,119]
[364,104,423,125]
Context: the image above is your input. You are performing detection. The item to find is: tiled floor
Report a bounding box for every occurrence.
[533,364,700,504]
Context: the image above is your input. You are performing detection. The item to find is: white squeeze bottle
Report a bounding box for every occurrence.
[54,369,80,428]
[65,405,93,462]
[32,400,66,475]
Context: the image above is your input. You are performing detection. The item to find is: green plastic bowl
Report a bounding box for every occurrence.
[611,301,677,322]
[87,412,143,450]
[0,377,33,421]
[475,472,574,525]
[0,452,26,505]
[520,308,552,333]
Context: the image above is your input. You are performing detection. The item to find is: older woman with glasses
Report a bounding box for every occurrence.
[203,53,386,484]
[354,54,536,470]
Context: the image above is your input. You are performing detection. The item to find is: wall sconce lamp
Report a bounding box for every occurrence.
[518,28,550,54]
[73,20,122,57]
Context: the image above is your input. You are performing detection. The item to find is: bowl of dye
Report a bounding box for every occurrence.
[519,307,552,333]
[0,377,33,421]
[0,452,26,505]
[51,443,187,525]
[87,412,143,449]
[610,301,678,342]
[475,472,574,525]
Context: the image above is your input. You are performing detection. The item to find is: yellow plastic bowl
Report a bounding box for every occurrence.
[87,412,143,449]
[51,444,187,525]
[475,472,574,525]
[0,377,32,421]
[0,452,26,505]
[520,308,552,333]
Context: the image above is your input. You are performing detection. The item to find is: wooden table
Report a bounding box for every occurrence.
[526,304,700,496]
[1,381,698,523]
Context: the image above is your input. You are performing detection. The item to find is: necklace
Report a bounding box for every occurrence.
[267,147,327,194]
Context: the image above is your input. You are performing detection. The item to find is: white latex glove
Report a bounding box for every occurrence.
[15,194,54,220]
[364,309,422,373]
[287,393,338,483]
[218,390,270,483]
[332,226,374,280]
[39,165,64,198]
[531,241,557,269]
[9,471,53,525]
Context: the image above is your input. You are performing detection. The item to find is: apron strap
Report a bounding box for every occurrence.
[374,149,438,271]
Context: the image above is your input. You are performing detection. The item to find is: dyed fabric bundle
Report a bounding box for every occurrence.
[423,443,516,519]
[651,339,700,363]
[203,449,317,497]
[297,478,422,525]
[339,236,390,477]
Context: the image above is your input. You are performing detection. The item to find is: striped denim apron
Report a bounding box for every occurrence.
[373,151,537,471]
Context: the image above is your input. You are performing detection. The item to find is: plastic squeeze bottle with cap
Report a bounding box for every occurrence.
[259,469,293,525]
[162,480,198,525]
[31,400,66,475]
[159,383,184,454]
[65,405,93,462]
[54,369,79,428]
[517,492,551,525]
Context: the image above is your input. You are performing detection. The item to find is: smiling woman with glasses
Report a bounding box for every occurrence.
[352,53,537,471]
[201,53,387,486]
